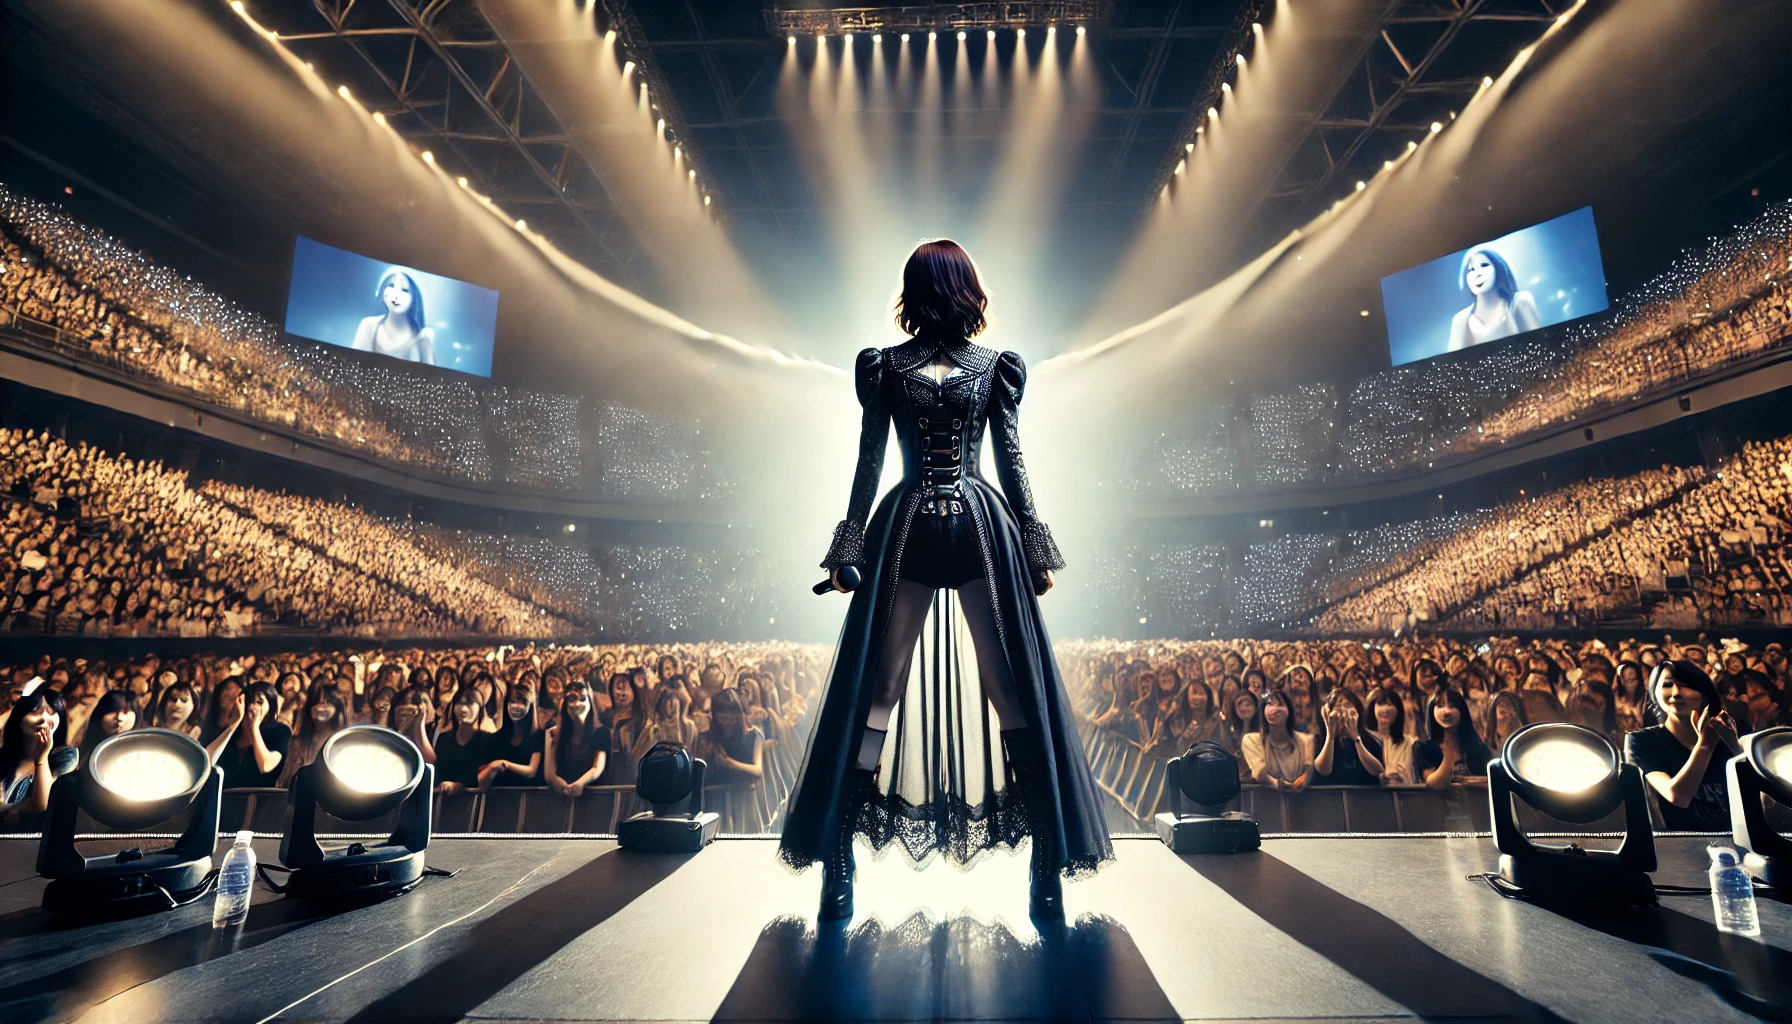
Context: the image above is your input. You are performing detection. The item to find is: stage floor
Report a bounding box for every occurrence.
[1,834,1788,1023]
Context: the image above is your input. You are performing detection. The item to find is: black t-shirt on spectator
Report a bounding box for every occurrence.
[1625,726,1732,831]
[1316,730,1384,786]
[217,722,291,788]
[434,729,496,788]
[488,729,545,787]
[1413,735,1492,782]
[554,724,612,783]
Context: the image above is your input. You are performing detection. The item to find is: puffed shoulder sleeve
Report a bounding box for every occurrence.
[853,346,883,407]
[821,347,891,570]
[989,351,1066,575]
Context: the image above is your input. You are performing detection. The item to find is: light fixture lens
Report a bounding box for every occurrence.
[328,741,412,794]
[1507,724,1617,794]
[97,748,198,802]
[1759,731,1792,783]
[1514,741,1609,793]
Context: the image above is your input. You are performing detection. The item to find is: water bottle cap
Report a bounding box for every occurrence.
[235,830,254,846]
[1709,846,1739,867]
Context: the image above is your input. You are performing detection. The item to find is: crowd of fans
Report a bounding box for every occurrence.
[0,185,728,501]
[0,641,827,831]
[1315,466,1703,634]
[1452,435,1792,632]
[1061,634,1775,827]
[1121,200,1792,497]
[0,427,573,637]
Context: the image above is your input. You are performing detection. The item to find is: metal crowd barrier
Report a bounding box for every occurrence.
[1079,721,1640,834]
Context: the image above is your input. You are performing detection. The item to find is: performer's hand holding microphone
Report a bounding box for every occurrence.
[812,565,862,595]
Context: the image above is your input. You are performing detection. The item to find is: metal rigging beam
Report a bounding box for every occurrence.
[374,0,647,282]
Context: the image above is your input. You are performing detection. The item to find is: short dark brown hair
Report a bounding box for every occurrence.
[893,239,989,339]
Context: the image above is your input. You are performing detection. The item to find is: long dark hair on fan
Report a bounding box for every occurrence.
[893,239,990,339]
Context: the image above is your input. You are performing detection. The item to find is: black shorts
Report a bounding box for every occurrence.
[898,505,986,590]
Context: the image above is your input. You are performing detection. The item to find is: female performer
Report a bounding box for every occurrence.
[352,268,436,365]
[778,239,1112,921]
[1447,247,1540,352]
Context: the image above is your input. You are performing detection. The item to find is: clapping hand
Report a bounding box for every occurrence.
[1693,705,1739,749]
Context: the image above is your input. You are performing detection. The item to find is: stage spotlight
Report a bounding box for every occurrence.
[618,742,720,853]
[456,176,468,187]
[1356,181,1365,191]
[1076,26,1086,36]
[336,85,351,100]
[1208,107,1218,119]
[1488,723,1655,905]
[1185,142,1194,152]
[1236,53,1246,66]
[957,31,966,41]
[623,60,635,75]
[38,729,222,914]
[1431,121,1443,133]
[1727,726,1792,889]
[873,34,882,43]
[787,35,796,45]
[1155,741,1260,854]
[421,151,434,164]
[987,30,995,40]
[1017,28,1025,38]
[901,33,910,42]
[515,219,526,230]
[279,726,433,903]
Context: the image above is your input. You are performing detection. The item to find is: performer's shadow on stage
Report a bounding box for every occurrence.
[710,913,1179,1023]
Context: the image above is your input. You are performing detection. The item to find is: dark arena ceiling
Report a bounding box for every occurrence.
[3,0,1789,385]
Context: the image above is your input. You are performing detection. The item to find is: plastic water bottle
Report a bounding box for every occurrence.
[1709,846,1760,938]
[212,830,256,928]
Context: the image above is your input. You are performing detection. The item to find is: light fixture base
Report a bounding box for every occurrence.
[286,846,426,903]
[41,856,214,914]
[1155,812,1260,854]
[1743,852,1788,891]
[618,811,720,853]
[1496,850,1656,906]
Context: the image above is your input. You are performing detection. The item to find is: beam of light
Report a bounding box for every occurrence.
[1075,0,1390,343]
[969,23,1096,350]
[473,0,788,344]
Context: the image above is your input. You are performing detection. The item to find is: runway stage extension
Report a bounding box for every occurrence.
[1,834,1788,1023]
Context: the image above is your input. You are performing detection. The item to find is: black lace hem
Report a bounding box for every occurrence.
[820,519,866,570]
[775,786,1114,882]
[1020,520,1066,574]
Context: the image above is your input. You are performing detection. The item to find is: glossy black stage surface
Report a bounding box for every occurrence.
[2,834,1789,1023]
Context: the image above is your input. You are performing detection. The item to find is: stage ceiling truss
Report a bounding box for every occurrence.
[764,2,1116,35]
[266,0,664,288]
[1261,0,1565,216]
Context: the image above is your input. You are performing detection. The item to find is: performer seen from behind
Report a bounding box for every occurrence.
[778,239,1113,921]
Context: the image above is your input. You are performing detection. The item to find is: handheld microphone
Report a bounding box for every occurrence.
[812,564,862,595]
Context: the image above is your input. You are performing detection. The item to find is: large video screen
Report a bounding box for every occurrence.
[284,236,499,377]
[1380,206,1608,367]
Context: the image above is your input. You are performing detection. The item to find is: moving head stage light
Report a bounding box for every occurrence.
[1728,726,1792,890]
[1487,722,1655,906]
[618,742,720,853]
[1156,740,1260,854]
[280,725,432,902]
[38,728,223,914]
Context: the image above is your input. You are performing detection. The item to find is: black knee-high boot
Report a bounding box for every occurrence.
[819,768,872,921]
[1003,730,1064,920]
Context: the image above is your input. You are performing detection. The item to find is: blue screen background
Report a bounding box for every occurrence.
[284,235,499,377]
[1380,206,1608,367]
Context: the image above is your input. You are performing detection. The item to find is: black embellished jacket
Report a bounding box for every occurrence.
[820,335,1066,579]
